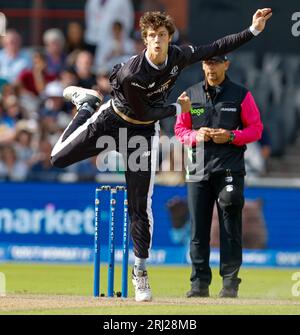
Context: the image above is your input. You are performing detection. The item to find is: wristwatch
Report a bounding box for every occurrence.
[228,131,235,143]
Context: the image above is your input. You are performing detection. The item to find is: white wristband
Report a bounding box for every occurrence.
[249,25,261,36]
[172,103,182,115]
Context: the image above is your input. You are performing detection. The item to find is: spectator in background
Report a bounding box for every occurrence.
[96,70,112,102]
[0,29,31,83]
[0,101,15,145]
[28,139,61,182]
[74,50,96,88]
[40,80,65,117]
[14,120,38,165]
[39,113,61,147]
[0,145,28,181]
[84,0,134,56]
[0,84,24,145]
[60,66,78,88]
[39,80,71,145]
[94,21,135,71]
[244,128,271,178]
[65,22,90,66]
[43,28,66,77]
[17,49,56,97]
[66,22,89,55]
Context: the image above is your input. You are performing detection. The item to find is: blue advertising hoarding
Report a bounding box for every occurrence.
[0,182,300,266]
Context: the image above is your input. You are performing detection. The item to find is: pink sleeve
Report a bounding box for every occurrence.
[232,91,263,146]
[175,112,197,147]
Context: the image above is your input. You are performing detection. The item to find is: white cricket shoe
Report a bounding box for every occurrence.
[63,86,103,111]
[132,269,152,302]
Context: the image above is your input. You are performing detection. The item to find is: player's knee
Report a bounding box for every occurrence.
[218,185,244,211]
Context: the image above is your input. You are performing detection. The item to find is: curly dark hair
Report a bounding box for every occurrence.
[139,11,176,41]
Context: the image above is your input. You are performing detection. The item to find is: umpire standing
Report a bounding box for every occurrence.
[175,55,263,298]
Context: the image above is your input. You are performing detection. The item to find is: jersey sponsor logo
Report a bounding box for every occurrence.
[131,82,147,90]
[170,65,179,76]
[191,107,205,116]
[221,107,237,112]
[147,80,171,97]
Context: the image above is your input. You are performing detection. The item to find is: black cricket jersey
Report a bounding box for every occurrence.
[109,28,254,122]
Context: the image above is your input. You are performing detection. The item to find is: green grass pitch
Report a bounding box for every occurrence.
[0,263,299,315]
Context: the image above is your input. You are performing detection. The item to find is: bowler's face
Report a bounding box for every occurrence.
[145,26,171,59]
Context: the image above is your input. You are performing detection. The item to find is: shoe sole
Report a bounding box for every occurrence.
[186,294,209,298]
[135,296,152,302]
[63,86,103,102]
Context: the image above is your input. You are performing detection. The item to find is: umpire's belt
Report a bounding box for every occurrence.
[111,100,154,125]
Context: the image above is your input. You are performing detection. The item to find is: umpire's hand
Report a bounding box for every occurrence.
[210,128,231,144]
[196,127,212,142]
[177,92,191,113]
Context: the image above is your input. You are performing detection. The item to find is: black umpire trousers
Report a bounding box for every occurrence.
[187,172,244,289]
[51,100,159,259]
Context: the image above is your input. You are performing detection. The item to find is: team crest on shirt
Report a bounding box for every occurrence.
[170,65,179,76]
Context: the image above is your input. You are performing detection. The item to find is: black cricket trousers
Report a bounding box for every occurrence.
[51,100,160,259]
[187,172,244,289]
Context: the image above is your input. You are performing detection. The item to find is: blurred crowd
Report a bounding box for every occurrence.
[0,0,145,182]
[1,0,294,184]
[0,0,194,184]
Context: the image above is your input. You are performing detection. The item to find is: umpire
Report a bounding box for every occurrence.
[175,55,263,298]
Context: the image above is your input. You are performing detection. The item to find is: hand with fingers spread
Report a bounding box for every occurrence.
[210,128,231,144]
[177,92,191,113]
[196,127,213,143]
[252,8,272,32]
